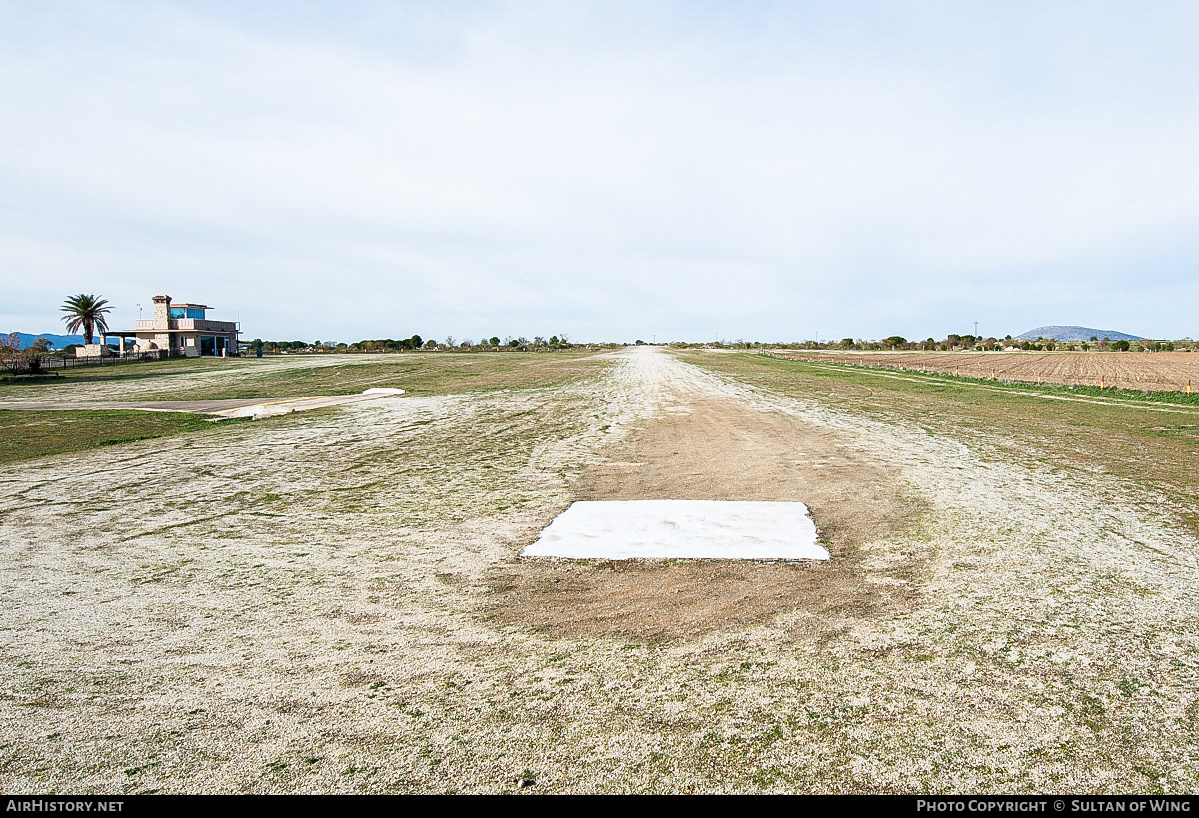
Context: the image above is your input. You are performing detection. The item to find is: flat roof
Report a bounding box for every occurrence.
[104,328,236,335]
[170,303,212,310]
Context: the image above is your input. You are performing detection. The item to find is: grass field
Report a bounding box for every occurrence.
[2,347,1198,793]
[0,410,220,465]
[0,351,601,403]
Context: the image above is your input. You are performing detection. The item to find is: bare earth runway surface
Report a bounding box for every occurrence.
[2,347,1198,793]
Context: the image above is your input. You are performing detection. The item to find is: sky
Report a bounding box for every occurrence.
[2,0,1198,344]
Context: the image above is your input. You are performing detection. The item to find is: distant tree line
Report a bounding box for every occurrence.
[241,334,1196,355]
[245,334,588,354]
[675,336,1196,352]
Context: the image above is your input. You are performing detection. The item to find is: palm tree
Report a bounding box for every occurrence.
[61,294,112,345]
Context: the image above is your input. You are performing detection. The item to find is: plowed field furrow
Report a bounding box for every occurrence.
[768,350,1199,392]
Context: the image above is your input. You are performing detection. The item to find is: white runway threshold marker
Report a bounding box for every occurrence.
[522,500,828,561]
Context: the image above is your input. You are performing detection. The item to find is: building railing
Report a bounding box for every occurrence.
[133,318,237,332]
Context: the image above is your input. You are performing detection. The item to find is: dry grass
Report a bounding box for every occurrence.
[693,351,1199,535]
[3,348,1199,793]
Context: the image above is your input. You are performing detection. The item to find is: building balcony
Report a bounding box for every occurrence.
[134,318,237,332]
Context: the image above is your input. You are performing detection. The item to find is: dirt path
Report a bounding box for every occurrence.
[488,392,924,641]
[497,347,1199,788]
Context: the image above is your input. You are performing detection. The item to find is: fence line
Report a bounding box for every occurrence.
[1,348,188,375]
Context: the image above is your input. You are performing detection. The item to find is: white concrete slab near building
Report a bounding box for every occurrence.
[522,500,827,560]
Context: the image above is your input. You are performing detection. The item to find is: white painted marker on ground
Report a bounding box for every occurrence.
[522,500,826,560]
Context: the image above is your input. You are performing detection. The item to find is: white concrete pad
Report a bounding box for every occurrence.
[522,500,827,560]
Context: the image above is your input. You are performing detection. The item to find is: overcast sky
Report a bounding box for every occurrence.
[3,1,1198,343]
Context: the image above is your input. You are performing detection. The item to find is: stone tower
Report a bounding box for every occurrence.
[152,295,171,328]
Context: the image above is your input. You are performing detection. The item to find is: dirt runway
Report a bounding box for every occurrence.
[488,394,924,641]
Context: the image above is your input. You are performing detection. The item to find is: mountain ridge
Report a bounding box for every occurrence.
[5,332,88,349]
[1015,325,1142,342]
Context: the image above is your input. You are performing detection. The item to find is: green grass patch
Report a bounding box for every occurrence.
[0,409,216,465]
[0,352,607,402]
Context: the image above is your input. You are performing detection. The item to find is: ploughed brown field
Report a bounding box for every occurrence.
[768,350,1199,392]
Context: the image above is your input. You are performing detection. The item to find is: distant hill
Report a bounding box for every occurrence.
[5,332,87,349]
[1016,326,1142,342]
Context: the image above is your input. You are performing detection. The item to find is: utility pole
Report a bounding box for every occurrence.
[974,321,978,338]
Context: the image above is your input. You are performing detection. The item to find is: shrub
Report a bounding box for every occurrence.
[0,333,49,374]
